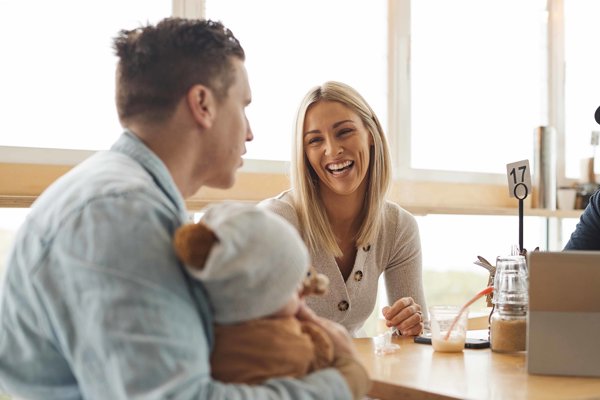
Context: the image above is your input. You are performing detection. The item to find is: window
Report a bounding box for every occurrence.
[0,0,171,151]
[204,0,387,162]
[416,214,545,311]
[402,0,547,179]
[560,217,578,247]
[2,1,589,194]
[362,213,548,337]
[563,0,600,179]
[0,209,30,280]
[0,1,171,285]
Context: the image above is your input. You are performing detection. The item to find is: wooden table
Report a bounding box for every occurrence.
[354,335,600,400]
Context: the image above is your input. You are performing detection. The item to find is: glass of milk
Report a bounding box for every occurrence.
[430,305,468,352]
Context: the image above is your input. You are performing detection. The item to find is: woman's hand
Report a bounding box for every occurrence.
[382,297,423,336]
[296,302,358,358]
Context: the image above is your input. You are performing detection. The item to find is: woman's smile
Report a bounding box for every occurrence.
[326,160,354,176]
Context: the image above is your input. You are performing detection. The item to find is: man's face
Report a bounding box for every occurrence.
[203,58,253,189]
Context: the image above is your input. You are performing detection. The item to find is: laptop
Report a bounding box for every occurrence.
[527,251,600,377]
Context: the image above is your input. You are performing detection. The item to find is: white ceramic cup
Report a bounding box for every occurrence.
[557,188,577,210]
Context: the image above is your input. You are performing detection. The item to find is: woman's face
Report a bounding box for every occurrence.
[303,100,373,197]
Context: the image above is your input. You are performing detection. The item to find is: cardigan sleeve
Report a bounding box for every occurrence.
[382,204,428,321]
[258,193,301,231]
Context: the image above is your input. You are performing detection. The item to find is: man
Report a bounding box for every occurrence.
[0,18,368,399]
[564,189,600,250]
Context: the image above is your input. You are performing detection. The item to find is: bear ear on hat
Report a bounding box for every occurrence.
[173,222,219,271]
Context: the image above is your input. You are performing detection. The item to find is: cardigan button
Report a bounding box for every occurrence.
[338,300,349,311]
[354,270,363,281]
[362,244,371,251]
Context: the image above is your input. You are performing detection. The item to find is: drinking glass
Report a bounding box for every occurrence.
[493,255,528,305]
[429,305,468,353]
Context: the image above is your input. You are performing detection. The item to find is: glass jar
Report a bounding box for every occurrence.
[490,304,527,353]
[491,255,528,353]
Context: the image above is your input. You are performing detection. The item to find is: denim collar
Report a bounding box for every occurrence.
[111,130,188,222]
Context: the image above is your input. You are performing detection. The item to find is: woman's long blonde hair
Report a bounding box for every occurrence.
[291,81,392,257]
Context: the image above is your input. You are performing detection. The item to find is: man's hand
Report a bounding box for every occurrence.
[296,303,357,358]
[297,303,370,400]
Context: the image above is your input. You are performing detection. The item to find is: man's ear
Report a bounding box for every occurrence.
[187,84,216,129]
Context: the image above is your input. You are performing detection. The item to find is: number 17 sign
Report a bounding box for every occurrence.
[506,159,531,200]
[506,159,531,254]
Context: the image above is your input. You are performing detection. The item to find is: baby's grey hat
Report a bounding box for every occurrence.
[189,202,309,324]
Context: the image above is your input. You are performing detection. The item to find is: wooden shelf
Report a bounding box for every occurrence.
[0,162,587,219]
[403,205,583,219]
[0,195,37,208]
[0,195,585,220]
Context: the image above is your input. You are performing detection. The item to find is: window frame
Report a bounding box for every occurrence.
[0,0,582,217]
[387,0,582,214]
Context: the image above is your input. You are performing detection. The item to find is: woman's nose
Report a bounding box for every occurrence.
[324,139,342,156]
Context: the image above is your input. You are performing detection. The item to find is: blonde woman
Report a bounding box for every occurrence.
[259,81,426,337]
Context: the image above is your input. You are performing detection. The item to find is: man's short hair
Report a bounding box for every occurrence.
[113,18,245,124]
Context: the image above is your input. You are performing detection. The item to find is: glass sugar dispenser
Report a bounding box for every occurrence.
[489,255,528,353]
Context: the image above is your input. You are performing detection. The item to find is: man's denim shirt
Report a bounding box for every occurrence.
[0,131,349,399]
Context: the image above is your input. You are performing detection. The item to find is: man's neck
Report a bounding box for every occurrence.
[126,118,201,199]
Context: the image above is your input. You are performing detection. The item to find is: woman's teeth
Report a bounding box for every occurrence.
[327,160,353,174]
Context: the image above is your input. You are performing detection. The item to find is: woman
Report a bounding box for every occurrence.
[259,81,426,337]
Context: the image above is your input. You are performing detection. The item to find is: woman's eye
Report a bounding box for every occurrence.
[307,137,322,145]
[338,128,353,136]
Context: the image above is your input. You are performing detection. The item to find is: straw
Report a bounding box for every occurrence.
[443,286,494,341]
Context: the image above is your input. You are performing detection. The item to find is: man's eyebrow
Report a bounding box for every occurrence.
[304,120,354,136]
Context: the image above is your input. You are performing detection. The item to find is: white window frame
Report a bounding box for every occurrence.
[0,0,583,221]
[389,0,559,187]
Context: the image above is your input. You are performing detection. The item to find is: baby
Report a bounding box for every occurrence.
[173,202,367,396]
